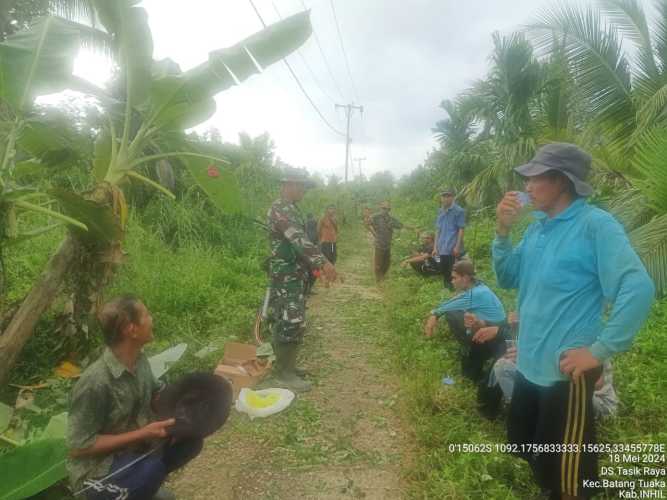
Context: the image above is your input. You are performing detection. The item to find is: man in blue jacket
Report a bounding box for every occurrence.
[424,260,508,381]
[493,143,654,500]
[434,189,466,289]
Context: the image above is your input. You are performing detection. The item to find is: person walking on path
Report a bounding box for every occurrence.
[318,205,339,264]
[493,143,654,500]
[266,169,337,392]
[67,296,205,500]
[434,189,465,290]
[369,200,404,283]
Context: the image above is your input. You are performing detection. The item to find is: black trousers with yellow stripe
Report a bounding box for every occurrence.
[508,367,603,498]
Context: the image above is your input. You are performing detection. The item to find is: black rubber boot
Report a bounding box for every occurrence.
[273,343,312,393]
[272,342,308,377]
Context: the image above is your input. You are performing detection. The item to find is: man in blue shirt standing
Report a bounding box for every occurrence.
[493,143,654,500]
[434,189,465,290]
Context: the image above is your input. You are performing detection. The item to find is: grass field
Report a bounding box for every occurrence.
[1,200,665,499]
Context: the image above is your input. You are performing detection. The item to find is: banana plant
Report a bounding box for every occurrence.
[0,17,95,246]
[58,1,313,230]
[0,1,313,385]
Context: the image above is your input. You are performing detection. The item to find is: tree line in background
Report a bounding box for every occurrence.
[399,0,667,297]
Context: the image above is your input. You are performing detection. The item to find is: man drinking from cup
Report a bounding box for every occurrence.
[493,143,654,500]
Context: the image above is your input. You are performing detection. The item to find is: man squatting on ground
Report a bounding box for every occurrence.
[493,143,655,500]
[434,188,465,290]
[67,296,201,500]
[267,170,337,393]
[492,329,619,420]
[424,260,508,382]
[401,232,440,277]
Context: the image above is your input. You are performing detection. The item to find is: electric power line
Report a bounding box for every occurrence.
[328,0,359,103]
[247,0,345,137]
[271,1,337,105]
[298,0,347,101]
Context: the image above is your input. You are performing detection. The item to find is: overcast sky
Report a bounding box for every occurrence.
[72,0,561,180]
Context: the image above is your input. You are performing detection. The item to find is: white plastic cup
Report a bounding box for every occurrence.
[516,192,531,207]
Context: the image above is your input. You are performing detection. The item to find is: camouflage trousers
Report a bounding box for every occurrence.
[269,279,306,345]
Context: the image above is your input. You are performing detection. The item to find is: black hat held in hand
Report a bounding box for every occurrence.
[155,372,233,439]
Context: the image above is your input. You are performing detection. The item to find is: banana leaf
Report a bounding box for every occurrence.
[91,1,152,108]
[186,10,312,97]
[180,154,242,215]
[17,118,88,168]
[145,11,312,131]
[49,188,122,245]
[0,17,79,111]
[0,438,68,500]
[40,413,68,441]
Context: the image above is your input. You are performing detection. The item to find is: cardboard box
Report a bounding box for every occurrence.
[214,342,271,398]
[222,342,258,367]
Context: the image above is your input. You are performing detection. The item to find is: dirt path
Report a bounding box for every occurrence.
[168,235,411,499]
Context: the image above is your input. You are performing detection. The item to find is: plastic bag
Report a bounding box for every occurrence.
[235,388,295,420]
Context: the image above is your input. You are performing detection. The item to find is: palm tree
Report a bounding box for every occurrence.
[528,0,667,295]
[459,32,545,206]
[433,99,475,151]
[431,98,489,191]
[468,32,544,143]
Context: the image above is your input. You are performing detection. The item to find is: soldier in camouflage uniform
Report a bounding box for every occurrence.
[267,169,337,392]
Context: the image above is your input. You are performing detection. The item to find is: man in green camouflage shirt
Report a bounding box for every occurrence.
[267,169,337,392]
[369,200,404,282]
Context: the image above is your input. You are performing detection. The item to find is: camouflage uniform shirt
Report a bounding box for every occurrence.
[369,212,403,250]
[266,198,327,343]
[267,198,327,283]
[67,348,160,490]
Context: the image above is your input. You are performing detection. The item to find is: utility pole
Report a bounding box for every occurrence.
[353,157,367,178]
[335,103,363,182]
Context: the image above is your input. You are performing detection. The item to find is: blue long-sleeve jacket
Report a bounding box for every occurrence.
[431,282,506,324]
[492,199,655,386]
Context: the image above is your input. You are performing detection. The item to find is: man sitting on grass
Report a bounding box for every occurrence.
[423,260,508,381]
[400,232,440,277]
[67,296,203,500]
[493,345,619,419]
